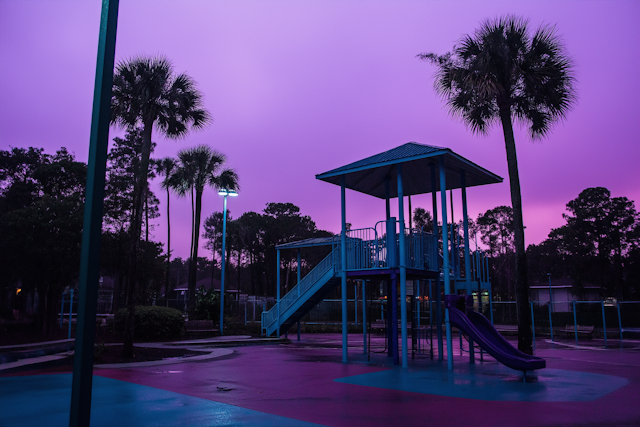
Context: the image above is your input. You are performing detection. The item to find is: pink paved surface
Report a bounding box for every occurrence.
[89,336,640,427]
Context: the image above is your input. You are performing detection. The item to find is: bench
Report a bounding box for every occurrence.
[560,325,595,338]
[184,320,217,336]
[494,325,518,334]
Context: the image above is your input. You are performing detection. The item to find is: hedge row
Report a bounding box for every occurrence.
[114,306,184,340]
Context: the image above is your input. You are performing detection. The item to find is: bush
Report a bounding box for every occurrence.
[194,286,218,321]
[114,306,184,341]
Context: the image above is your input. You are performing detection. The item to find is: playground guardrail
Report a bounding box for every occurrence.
[262,250,336,328]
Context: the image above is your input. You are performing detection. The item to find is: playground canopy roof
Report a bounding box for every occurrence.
[315,142,503,199]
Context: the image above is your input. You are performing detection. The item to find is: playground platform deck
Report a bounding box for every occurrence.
[2,334,640,426]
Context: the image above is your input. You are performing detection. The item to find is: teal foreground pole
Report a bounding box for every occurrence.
[70,1,119,426]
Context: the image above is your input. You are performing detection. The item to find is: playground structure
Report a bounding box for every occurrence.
[261,142,545,373]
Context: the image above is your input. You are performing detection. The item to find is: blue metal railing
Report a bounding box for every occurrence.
[262,250,335,329]
[261,222,442,333]
[424,232,438,271]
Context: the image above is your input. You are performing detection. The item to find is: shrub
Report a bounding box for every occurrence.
[114,306,184,341]
[194,286,218,321]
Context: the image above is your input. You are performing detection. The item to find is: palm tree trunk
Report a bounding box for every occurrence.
[165,186,171,301]
[145,190,149,242]
[237,244,241,295]
[188,190,203,318]
[499,109,532,355]
[123,123,153,358]
[187,188,195,317]
[211,240,216,289]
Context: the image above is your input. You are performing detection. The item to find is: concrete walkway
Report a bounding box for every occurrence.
[0,335,285,372]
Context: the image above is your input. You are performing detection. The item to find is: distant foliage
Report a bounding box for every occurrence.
[194,286,219,321]
[203,202,333,298]
[114,306,184,340]
[0,147,86,333]
[527,187,639,299]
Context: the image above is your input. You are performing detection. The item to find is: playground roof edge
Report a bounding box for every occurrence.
[316,142,503,198]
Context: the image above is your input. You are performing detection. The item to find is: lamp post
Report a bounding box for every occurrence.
[218,188,237,336]
[548,273,553,313]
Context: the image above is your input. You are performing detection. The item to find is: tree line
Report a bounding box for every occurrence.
[2,142,638,336]
[435,188,640,302]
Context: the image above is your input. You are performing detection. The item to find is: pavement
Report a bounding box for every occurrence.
[2,333,640,426]
[0,335,284,372]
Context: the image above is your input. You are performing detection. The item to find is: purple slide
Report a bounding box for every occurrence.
[448,306,546,372]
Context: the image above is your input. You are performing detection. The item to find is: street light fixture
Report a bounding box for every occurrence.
[218,188,237,336]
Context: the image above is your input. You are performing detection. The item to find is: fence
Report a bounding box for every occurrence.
[492,300,640,346]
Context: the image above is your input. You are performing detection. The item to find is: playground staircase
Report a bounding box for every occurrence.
[262,252,339,337]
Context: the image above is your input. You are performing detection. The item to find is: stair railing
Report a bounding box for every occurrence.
[262,249,336,329]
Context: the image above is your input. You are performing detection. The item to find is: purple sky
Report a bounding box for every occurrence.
[1,1,639,259]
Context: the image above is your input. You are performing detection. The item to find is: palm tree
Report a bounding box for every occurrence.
[154,157,178,301]
[172,145,239,318]
[419,16,576,354]
[111,56,209,357]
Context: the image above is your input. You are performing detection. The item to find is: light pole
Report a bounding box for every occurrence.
[218,188,237,335]
[548,273,553,313]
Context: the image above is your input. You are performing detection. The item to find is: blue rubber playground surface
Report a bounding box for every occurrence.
[0,374,324,427]
[2,334,640,426]
[335,365,629,402]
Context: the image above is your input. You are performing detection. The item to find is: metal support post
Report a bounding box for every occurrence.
[436,277,443,361]
[276,249,281,337]
[530,301,535,351]
[428,279,433,360]
[439,156,453,370]
[70,1,119,425]
[548,303,554,342]
[341,176,348,363]
[297,250,301,298]
[297,249,301,341]
[397,164,408,368]
[220,195,228,335]
[355,284,358,327]
[60,293,65,329]
[461,170,474,362]
[362,280,367,354]
[601,300,607,345]
[68,289,74,340]
[390,271,399,365]
[573,301,578,347]
[385,178,391,220]
[617,303,623,341]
